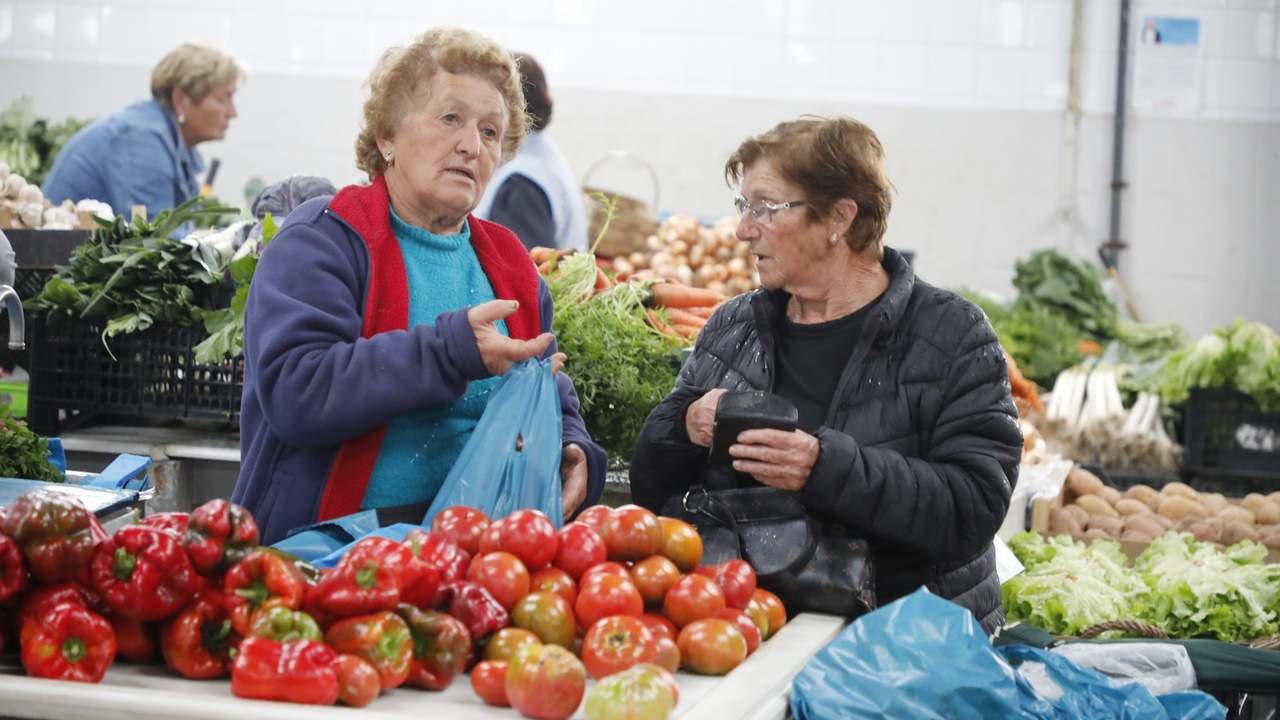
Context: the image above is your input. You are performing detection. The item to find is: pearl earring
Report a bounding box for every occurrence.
[385,151,394,165]
[177,112,186,124]
[829,232,839,246]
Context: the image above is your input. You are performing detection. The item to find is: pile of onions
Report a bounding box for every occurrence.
[609,215,757,297]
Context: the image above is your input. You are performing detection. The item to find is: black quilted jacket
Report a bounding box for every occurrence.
[629,248,1021,633]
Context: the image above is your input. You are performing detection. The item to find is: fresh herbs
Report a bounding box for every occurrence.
[1013,250,1117,340]
[0,408,63,482]
[194,215,277,363]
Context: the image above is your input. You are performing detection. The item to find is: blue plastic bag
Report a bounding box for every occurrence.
[790,588,1225,720]
[271,510,381,563]
[420,358,563,529]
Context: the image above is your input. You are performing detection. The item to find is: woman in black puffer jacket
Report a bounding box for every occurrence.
[629,117,1022,633]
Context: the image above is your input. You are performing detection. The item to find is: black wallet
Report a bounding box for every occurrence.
[708,391,800,466]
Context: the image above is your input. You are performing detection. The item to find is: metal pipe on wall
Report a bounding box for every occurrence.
[1102,0,1142,321]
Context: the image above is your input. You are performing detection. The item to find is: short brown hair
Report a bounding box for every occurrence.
[151,44,244,109]
[725,116,893,259]
[355,28,529,178]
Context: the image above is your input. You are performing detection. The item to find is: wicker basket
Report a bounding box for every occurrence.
[582,151,660,259]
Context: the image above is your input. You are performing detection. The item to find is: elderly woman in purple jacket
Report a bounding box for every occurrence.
[233,28,606,543]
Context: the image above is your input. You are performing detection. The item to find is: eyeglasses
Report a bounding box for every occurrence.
[733,195,807,224]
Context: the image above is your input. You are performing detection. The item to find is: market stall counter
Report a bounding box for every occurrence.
[0,613,843,720]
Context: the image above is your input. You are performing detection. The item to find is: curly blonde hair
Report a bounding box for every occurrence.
[726,116,893,260]
[150,43,244,109]
[355,28,529,178]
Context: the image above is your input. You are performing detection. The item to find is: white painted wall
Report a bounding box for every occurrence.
[1,0,1277,335]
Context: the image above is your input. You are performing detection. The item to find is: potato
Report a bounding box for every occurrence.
[1114,499,1151,517]
[1067,467,1104,497]
[1124,485,1162,511]
[1269,492,1280,505]
[1260,527,1280,549]
[1082,528,1110,540]
[1221,521,1260,545]
[1075,494,1117,517]
[1188,521,1221,543]
[1162,482,1200,501]
[1097,486,1123,506]
[1063,504,1091,527]
[1255,501,1280,525]
[1158,495,1208,521]
[1199,493,1229,515]
[1174,516,1202,532]
[1150,513,1174,530]
[1216,506,1256,527]
[1241,493,1269,514]
[1087,514,1124,536]
[1124,515,1164,539]
[1049,509,1083,536]
[1121,530,1155,543]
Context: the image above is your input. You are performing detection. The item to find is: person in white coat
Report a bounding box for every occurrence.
[474,53,588,252]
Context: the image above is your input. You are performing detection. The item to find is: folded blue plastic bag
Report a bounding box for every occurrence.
[271,510,381,563]
[790,588,1225,720]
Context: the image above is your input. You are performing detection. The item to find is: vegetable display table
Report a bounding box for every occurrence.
[0,613,842,720]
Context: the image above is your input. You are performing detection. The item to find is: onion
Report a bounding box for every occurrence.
[628,252,648,269]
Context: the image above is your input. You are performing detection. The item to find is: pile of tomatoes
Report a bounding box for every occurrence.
[433,502,788,720]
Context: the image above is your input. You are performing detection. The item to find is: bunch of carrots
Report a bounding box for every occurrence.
[530,246,724,343]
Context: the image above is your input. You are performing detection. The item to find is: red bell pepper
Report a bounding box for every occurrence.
[440,581,508,641]
[0,531,28,603]
[335,654,380,707]
[184,499,259,576]
[107,613,158,664]
[161,590,241,679]
[308,540,404,620]
[324,610,412,691]
[231,637,339,706]
[347,536,439,609]
[18,581,94,628]
[139,512,189,536]
[223,549,308,636]
[20,601,116,683]
[0,490,102,585]
[404,529,470,586]
[90,525,200,622]
[396,604,473,691]
[247,606,322,643]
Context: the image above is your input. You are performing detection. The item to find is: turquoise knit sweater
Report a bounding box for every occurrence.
[361,208,506,510]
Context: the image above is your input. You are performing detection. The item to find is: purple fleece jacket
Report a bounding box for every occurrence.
[232,195,607,543]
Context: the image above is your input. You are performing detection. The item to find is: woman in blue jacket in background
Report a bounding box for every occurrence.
[232,27,606,543]
[43,43,242,218]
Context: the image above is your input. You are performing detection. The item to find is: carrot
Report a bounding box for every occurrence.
[537,260,554,275]
[671,323,702,339]
[665,308,708,328]
[1078,339,1102,356]
[649,283,724,309]
[594,267,612,292]
[683,305,715,319]
[645,309,680,337]
[530,247,558,264]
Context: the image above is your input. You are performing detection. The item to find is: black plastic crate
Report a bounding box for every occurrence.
[1182,388,1280,482]
[26,313,242,434]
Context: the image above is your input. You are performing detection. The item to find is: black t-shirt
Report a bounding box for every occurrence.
[774,301,878,432]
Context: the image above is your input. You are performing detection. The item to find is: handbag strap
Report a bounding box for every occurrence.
[682,486,749,561]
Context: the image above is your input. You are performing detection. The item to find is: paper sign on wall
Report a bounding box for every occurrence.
[1132,14,1203,116]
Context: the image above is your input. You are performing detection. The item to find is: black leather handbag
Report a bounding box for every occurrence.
[662,485,876,619]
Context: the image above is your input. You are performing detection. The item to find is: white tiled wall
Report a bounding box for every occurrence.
[0,0,1277,335]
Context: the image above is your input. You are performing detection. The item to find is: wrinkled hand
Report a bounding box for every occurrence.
[468,300,555,376]
[730,428,820,491]
[560,443,588,519]
[550,352,567,375]
[685,388,727,448]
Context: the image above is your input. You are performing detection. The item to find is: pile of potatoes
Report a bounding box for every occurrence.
[1048,467,1280,549]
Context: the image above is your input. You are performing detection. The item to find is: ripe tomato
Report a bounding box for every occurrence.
[652,635,680,674]
[479,519,505,555]
[552,522,607,581]
[531,566,577,608]
[658,517,703,572]
[466,551,531,611]
[335,654,380,707]
[663,574,726,628]
[512,591,576,648]
[576,505,614,542]
[752,588,787,639]
[471,660,509,707]
[575,573,644,630]
[702,560,756,610]
[580,562,630,585]
[604,506,663,562]
[715,608,762,655]
[583,663,677,720]
[677,618,748,675]
[638,613,678,642]
[629,555,681,607]
[506,643,586,720]
[431,506,490,557]
[581,615,657,679]
[483,627,542,663]
[500,510,558,571]
[404,529,470,585]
